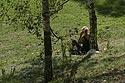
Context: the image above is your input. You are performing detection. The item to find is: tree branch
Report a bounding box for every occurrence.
[50,0,70,16]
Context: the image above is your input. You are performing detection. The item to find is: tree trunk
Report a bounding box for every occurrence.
[42,0,53,83]
[87,0,99,50]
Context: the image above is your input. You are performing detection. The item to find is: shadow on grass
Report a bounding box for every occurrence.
[73,53,125,83]
[52,53,125,83]
[74,67,125,83]
[0,56,44,83]
[15,57,44,83]
[73,0,125,17]
[5,53,125,83]
[95,0,125,17]
[52,54,96,83]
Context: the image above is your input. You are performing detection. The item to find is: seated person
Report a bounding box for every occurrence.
[70,26,90,55]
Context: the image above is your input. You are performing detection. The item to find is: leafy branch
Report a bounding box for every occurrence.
[50,0,70,16]
[0,0,69,40]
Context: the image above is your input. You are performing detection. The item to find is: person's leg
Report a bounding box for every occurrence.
[81,40,90,54]
[72,40,81,50]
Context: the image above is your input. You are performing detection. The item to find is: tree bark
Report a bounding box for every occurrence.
[87,0,99,50]
[42,0,53,83]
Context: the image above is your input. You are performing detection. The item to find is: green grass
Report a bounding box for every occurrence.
[0,27,41,73]
[0,0,125,83]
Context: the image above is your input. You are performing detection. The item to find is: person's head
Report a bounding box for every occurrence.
[81,26,87,32]
[84,27,89,35]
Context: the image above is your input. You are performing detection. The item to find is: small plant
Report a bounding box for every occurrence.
[1,67,22,83]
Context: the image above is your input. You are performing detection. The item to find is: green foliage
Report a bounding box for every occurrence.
[0,0,69,39]
[0,0,42,38]
[95,0,125,17]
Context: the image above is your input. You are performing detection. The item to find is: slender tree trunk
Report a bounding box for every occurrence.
[87,0,99,50]
[42,0,53,83]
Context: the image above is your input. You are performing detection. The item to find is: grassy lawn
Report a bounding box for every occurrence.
[0,0,125,83]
